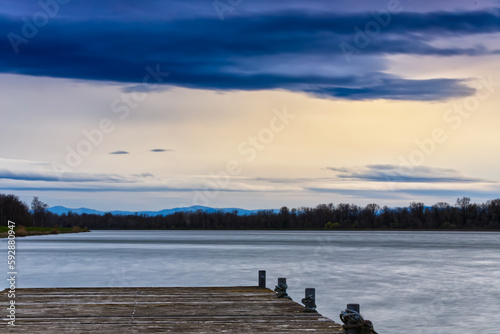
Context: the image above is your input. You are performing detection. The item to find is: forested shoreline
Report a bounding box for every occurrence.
[1,193,500,231]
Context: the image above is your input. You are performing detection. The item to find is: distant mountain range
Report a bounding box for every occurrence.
[48,205,279,217]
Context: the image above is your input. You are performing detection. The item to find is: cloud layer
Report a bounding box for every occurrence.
[2,6,500,100]
[327,165,487,183]
[0,157,498,210]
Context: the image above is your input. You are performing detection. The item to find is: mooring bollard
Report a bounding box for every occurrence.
[258,270,266,288]
[340,303,378,334]
[301,288,317,312]
[346,304,361,334]
[274,277,290,298]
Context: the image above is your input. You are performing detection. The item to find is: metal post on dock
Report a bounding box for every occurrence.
[346,304,360,334]
[340,303,379,334]
[301,288,316,312]
[274,277,290,298]
[258,270,266,288]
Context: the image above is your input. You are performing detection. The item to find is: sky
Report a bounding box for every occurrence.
[0,0,499,211]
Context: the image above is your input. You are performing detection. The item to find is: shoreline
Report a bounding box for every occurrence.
[0,227,90,239]
[2,228,499,237]
[84,228,500,232]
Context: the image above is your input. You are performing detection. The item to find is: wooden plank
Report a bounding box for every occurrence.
[1,287,343,333]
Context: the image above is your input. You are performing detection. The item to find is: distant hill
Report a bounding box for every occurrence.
[48,205,278,217]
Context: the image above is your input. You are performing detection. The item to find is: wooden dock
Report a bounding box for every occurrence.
[1,286,344,333]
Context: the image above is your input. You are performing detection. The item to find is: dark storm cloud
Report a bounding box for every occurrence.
[1,6,500,100]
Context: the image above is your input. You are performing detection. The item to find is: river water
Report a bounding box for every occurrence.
[2,230,499,333]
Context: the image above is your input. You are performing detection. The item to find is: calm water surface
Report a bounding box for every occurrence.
[2,230,500,333]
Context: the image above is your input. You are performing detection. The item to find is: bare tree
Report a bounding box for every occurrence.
[31,196,48,227]
[456,197,471,211]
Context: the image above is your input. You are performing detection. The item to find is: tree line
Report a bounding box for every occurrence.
[0,194,48,227]
[1,193,500,230]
